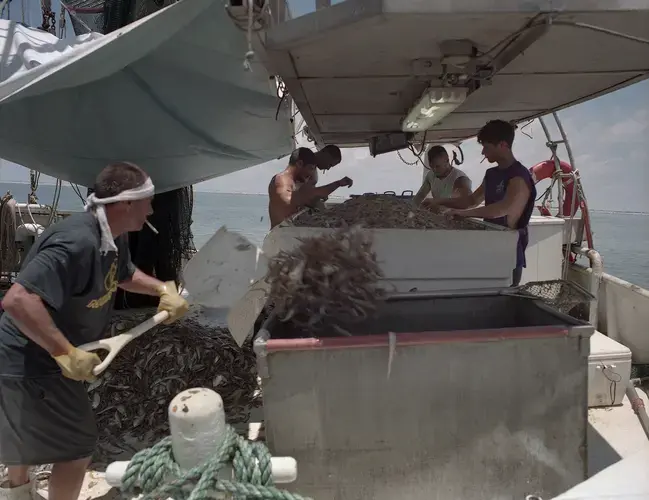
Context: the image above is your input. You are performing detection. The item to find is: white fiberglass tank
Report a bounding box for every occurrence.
[520,216,566,284]
[263,218,518,292]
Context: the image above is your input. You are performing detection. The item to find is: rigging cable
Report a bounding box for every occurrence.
[463,14,649,93]
[58,3,66,38]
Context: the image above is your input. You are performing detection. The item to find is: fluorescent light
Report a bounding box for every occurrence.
[401,87,468,132]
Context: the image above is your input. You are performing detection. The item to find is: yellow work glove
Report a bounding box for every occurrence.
[53,347,101,383]
[156,281,189,324]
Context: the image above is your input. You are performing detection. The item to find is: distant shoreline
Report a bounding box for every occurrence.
[1,181,647,215]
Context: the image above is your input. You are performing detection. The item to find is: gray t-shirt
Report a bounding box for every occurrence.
[0,212,136,378]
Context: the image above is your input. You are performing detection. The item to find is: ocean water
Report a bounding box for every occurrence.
[2,183,648,289]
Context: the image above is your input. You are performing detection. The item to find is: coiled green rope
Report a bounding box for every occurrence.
[121,425,311,500]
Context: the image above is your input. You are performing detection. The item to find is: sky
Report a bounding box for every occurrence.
[0,0,648,212]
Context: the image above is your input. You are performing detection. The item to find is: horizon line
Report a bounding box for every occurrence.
[1,181,647,215]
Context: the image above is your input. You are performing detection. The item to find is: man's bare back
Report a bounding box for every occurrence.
[268,172,298,229]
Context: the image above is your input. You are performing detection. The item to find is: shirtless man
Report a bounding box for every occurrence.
[315,144,342,173]
[300,145,343,211]
[413,145,472,207]
[268,147,352,228]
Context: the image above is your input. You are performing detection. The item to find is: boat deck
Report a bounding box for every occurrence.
[67,388,648,500]
[587,387,649,476]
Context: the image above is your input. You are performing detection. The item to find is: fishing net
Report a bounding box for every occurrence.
[516,279,595,316]
[60,0,107,35]
[131,0,174,24]
[115,187,196,309]
[61,0,175,37]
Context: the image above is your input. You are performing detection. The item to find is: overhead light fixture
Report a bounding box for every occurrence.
[401,87,468,133]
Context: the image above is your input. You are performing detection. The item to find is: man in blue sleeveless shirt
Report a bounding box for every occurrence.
[426,120,536,286]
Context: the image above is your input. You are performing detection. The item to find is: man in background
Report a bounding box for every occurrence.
[412,145,472,207]
[426,120,536,286]
[268,147,352,229]
[300,145,344,211]
[315,144,342,173]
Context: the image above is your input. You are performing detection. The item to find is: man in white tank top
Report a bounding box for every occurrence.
[413,145,472,207]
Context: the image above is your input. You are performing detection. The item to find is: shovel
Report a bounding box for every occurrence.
[182,226,268,309]
[225,277,271,345]
[78,311,170,375]
[182,226,271,345]
[79,226,269,372]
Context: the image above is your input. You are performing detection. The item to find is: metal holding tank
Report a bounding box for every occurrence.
[255,290,594,500]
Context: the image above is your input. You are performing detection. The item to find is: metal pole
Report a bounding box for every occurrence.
[553,112,576,168]
[552,112,581,278]
[538,116,564,212]
[573,246,602,329]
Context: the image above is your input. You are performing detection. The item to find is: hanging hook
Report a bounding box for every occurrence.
[452,144,465,166]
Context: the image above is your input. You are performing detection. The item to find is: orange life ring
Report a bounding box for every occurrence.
[528,159,594,250]
[529,160,578,217]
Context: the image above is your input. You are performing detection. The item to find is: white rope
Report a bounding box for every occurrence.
[226,0,270,71]
[84,177,155,255]
[243,0,255,71]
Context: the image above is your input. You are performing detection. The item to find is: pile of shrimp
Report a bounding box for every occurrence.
[265,226,385,337]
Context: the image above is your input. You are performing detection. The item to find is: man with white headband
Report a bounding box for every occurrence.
[0,162,189,500]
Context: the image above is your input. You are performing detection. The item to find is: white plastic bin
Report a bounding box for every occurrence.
[263,221,518,292]
[521,216,566,284]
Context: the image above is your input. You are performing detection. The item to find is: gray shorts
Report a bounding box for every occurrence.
[0,376,97,465]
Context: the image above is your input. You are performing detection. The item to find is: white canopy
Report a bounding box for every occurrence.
[0,0,293,192]
[261,0,649,147]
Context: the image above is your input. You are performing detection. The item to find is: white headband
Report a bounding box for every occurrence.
[84,177,155,255]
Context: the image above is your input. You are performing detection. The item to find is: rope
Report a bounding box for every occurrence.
[243,0,255,71]
[225,1,269,71]
[122,425,311,500]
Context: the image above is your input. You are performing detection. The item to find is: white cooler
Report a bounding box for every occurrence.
[588,331,632,407]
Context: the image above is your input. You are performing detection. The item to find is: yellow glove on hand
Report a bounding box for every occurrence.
[53,347,101,382]
[156,281,189,324]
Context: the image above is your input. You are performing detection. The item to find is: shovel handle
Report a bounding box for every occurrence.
[78,311,170,376]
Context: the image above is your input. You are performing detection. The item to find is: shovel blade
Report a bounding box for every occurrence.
[226,278,271,347]
[182,226,267,309]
